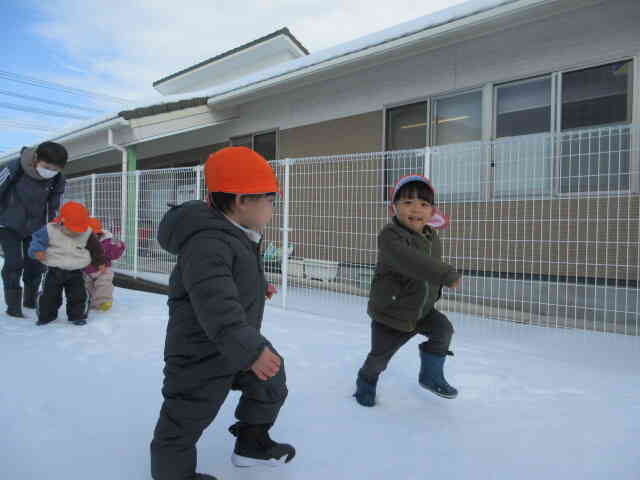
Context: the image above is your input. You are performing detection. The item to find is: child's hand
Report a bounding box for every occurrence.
[98,264,107,273]
[34,251,46,262]
[266,283,278,300]
[251,346,281,381]
[449,278,461,289]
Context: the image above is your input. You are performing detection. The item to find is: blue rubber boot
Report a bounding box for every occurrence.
[418,345,458,399]
[354,374,378,407]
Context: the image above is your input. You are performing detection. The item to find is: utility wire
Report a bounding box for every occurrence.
[0,70,131,105]
[0,101,91,120]
[0,89,106,113]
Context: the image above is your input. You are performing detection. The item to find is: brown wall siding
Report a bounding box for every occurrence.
[138,142,228,170]
[441,196,640,282]
[279,111,383,158]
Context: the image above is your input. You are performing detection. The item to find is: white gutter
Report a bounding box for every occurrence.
[207,0,560,108]
[108,128,129,242]
[0,116,129,163]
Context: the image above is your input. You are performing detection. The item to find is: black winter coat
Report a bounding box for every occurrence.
[0,155,65,238]
[158,201,268,378]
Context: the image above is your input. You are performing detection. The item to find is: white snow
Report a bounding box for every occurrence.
[1,275,639,479]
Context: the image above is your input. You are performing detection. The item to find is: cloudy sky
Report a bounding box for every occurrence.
[0,0,467,153]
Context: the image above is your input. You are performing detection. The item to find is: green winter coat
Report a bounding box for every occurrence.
[367,216,460,332]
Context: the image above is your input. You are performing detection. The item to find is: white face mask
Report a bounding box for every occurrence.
[36,167,59,179]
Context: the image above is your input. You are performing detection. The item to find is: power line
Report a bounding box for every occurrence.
[0,89,105,113]
[0,118,60,133]
[0,70,131,105]
[0,101,90,120]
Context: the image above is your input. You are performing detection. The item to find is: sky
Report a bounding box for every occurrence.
[0,0,468,155]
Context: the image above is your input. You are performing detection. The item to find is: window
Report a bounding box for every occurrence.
[432,91,482,146]
[231,130,278,161]
[385,102,428,150]
[496,77,552,138]
[494,77,553,197]
[559,61,633,193]
[431,91,483,201]
[384,102,428,195]
[385,93,485,200]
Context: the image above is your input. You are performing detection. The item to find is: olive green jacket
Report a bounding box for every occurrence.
[367,217,460,332]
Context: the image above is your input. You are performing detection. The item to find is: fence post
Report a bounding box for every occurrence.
[90,174,96,216]
[280,159,291,310]
[424,147,431,179]
[195,166,202,200]
[133,171,140,278]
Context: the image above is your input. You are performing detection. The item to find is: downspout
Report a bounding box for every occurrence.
[108,128,128,243]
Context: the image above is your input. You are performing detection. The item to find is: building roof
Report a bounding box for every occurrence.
[152,27,309,89]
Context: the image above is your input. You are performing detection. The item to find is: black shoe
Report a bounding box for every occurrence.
[70,319,87,326]
[194,474,218,480]
[23,283,38,309]
[229,422,295,467]
[36,318,56,325]
[4,288,25,318]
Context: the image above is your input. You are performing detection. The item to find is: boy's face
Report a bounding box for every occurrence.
[394,195,433,234]
[235,195,276,231]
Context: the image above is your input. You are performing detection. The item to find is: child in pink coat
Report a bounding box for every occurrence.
[84,217,126,311]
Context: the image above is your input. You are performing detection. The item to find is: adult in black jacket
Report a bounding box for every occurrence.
[0,142,67,317]
[150,147,294,480]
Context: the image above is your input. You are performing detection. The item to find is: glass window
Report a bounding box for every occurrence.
[253,131,277,161]
[432,91,482,145]
[562,61,632,130]
[385,102,428,150]
[430,91,483,201]
[496,77,551,138]
[559,61,633,193]
[493,77,553,198]
[385,102,428,198]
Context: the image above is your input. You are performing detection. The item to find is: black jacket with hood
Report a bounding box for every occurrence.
[0,147,65,238]
[158,200,268,380]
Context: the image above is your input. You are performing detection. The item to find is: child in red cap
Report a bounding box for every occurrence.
[354,175,461,407]
[83,217,126,311]
[28,201,106,326]
[150,147,294,480]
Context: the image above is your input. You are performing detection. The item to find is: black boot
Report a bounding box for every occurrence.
[23,283,39,309]
[5,288,25,318]
[354,373,378,407]
[229,422,295,467]
[194,474,218,480]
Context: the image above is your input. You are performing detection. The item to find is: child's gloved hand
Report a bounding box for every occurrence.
[266,283,278,300]
[34,251,46,262]
[251,346,281,381]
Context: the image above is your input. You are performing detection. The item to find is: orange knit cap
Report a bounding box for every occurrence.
[204,146,279,194]
[88,217,103,234]
[53,201,90,233]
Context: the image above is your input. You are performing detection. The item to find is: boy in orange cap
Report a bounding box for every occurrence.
[150,147,294,480]
[28,201,106,326]
[83,217,126,311]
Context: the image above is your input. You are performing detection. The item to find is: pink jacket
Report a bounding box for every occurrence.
[84,231,126,274]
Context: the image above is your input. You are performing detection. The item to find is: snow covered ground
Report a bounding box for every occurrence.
[1,281,639,480]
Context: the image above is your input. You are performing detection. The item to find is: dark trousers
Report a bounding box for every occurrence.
[150,347,288,480]
[36,267,89,323]
[359,309,454,383]
[0,228,45,289]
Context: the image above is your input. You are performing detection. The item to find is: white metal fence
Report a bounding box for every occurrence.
[65,124,640,335]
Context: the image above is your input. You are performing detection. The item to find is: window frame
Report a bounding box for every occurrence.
[230,128,280,161]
